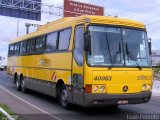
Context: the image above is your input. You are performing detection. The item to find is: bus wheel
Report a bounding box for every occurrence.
[60,86,71,109]
[16,76,21,91]
[21,77,27,93]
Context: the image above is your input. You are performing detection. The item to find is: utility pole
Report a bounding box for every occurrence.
[17,18,20,37]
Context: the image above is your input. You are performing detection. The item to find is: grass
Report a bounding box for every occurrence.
[153,67,160,80]
[153,67,160,74]
[0,104,14,115]
[0,103,17,119]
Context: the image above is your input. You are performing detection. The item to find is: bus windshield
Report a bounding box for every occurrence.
[87,26,151,67]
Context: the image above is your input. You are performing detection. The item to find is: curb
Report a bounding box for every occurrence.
[0,107,15,120]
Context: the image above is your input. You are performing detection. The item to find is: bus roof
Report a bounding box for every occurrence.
[10,15,145,44]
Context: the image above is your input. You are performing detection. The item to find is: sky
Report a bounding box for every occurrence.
[0,0,160,64]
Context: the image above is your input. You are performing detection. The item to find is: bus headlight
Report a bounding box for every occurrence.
[100,86,105,92]
[93,86,99,93]
[142,84,147,91]
[147,84,151,90]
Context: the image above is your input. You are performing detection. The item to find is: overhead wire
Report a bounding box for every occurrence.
[112,2,152,16]
[125,2,160,18]
[116,2,160,28]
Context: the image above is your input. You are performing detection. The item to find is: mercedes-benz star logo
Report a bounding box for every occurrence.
[123,86,128,92]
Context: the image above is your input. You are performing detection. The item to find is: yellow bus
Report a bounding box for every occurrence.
[7,15,152,108]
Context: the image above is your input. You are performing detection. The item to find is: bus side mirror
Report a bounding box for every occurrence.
[148,38,152,55]
[84,30,91,52]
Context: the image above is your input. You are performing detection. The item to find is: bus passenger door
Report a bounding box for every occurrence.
[72,26,84,106]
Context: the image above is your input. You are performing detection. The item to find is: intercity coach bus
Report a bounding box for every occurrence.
[7,15,152,108]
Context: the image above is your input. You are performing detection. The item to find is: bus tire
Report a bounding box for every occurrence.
[21,77,27,93]
[59,85,71,109]
[16,75,21,91]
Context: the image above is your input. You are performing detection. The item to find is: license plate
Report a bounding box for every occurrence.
[118,100,128,104]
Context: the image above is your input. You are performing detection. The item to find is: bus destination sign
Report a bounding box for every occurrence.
[64,0,104,17]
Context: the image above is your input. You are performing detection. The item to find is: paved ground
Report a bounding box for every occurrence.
[0,71,160,120]
[152,80,160,96]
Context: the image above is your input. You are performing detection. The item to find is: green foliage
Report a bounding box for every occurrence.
[0,103,15,119]
[156,62,160,68]
[153,67,160,74]
[153,62,160,73]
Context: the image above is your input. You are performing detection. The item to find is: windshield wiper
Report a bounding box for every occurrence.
[125,42,142,70]
[135,61,142,70]
[105,33,113,69]
[118,42,122,63]
[126,42,129,62]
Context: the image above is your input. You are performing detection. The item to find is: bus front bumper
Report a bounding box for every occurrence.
[84,91,151,107]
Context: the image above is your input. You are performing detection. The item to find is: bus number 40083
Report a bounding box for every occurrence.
[94,76,112,81]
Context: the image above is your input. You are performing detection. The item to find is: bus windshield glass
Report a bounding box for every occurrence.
[87,26,151,67]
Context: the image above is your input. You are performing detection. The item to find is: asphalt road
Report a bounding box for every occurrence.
[0,71,160,120]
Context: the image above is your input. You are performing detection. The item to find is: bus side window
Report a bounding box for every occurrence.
[14,43,20,55]
[8,45,10,56]
[46,32,57,52]
[74,27,84,66]
[31,39,35,53]
[35,36,46,53]
[20,41,27,55]
[9,44,14,56]
[27,40,31,54]
[27,39,35,54]
[58,28,72,50]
